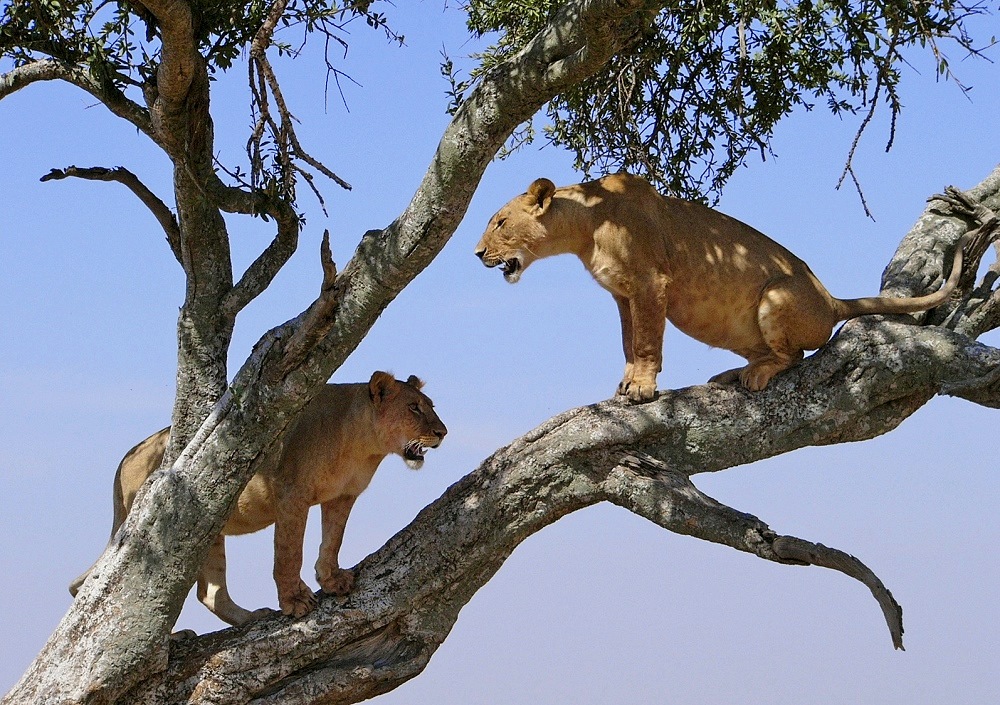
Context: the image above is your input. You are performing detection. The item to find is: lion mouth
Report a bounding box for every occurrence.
[501,257,521,283]
[404,441,428,463]
[403,439,436,469]
[478,252,522,283]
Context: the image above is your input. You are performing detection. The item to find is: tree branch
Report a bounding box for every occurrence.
[221,207,301,319]
[278,231,340,376]
[110,316,1000,702]
[606,454,904,650]
[133,0,195,107]
[40,166,182,263]
[0,59,153,139]
[925,186,1000,337]
[246,0,352,194]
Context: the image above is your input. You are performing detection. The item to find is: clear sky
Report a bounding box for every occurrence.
[1,4,998,703]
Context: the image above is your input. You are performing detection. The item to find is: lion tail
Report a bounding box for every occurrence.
[832,233,968,321]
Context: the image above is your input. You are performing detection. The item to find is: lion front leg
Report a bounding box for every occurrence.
[612,294,636,397]
[620,291,666,402]
[273,501,318,618]
[315,495,358,596]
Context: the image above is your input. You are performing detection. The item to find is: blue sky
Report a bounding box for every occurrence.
[1,3,998,702]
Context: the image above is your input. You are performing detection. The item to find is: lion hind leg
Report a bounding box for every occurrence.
[740,281,824,390]
[708,366,743,386]
[197,534,272,626]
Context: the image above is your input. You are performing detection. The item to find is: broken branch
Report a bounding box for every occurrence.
[278,231,341,376]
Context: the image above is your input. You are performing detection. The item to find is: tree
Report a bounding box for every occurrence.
[1,1,997,703]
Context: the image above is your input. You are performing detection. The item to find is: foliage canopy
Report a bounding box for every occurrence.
[459,0,991,200]
[2,0,992,201]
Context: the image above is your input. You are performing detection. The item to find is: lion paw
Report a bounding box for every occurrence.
[708,368,741,385]
[739,366,777,392]
[318,568,355,596]
[278,580,318,618]
[618,377,656,404]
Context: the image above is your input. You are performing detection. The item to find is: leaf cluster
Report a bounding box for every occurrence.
[459,0,993,202]
[1,1,402,217]
[1,1,396,81]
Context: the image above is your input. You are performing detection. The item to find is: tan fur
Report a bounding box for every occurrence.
[475,174,966,400]
[69,372,447,625]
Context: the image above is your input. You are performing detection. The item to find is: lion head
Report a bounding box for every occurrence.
[368,371,447,469]
[474,177,557,284]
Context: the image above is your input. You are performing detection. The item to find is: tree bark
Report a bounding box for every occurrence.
[1,2,668,703]
[3,1,997,703]
[114,295,1000,703]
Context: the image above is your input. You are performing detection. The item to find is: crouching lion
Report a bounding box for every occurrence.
[475,173,967,401]
[70,371,447,625]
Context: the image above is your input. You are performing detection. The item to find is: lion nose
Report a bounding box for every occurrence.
[474,247,486,260]
[434,426,447,441]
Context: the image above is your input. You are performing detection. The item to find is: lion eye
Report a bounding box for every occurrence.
[495,217,507,229]
[409,403,421,415]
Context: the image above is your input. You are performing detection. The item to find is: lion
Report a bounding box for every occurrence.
[475,173,967,401]
[69,371,447,625]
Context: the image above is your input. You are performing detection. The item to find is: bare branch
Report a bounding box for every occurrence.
[606,454,904,649]
[0,59,153,139]
[222,207,301,319]
[772,537,904,650]
[40,166,182,263]
[246,0,352,195]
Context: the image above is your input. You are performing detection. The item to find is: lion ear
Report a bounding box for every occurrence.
[527,178,556,214]
[369,371,397,403]
[405,375,425,390]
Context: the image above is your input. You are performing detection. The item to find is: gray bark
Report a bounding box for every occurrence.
[0,1,667,703]
[2,1,997,703]
[106,275,1000,703]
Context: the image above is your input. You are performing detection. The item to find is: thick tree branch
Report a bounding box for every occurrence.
[134,0,195,108]
[40,165,182,263]
[110,317,1000,702]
